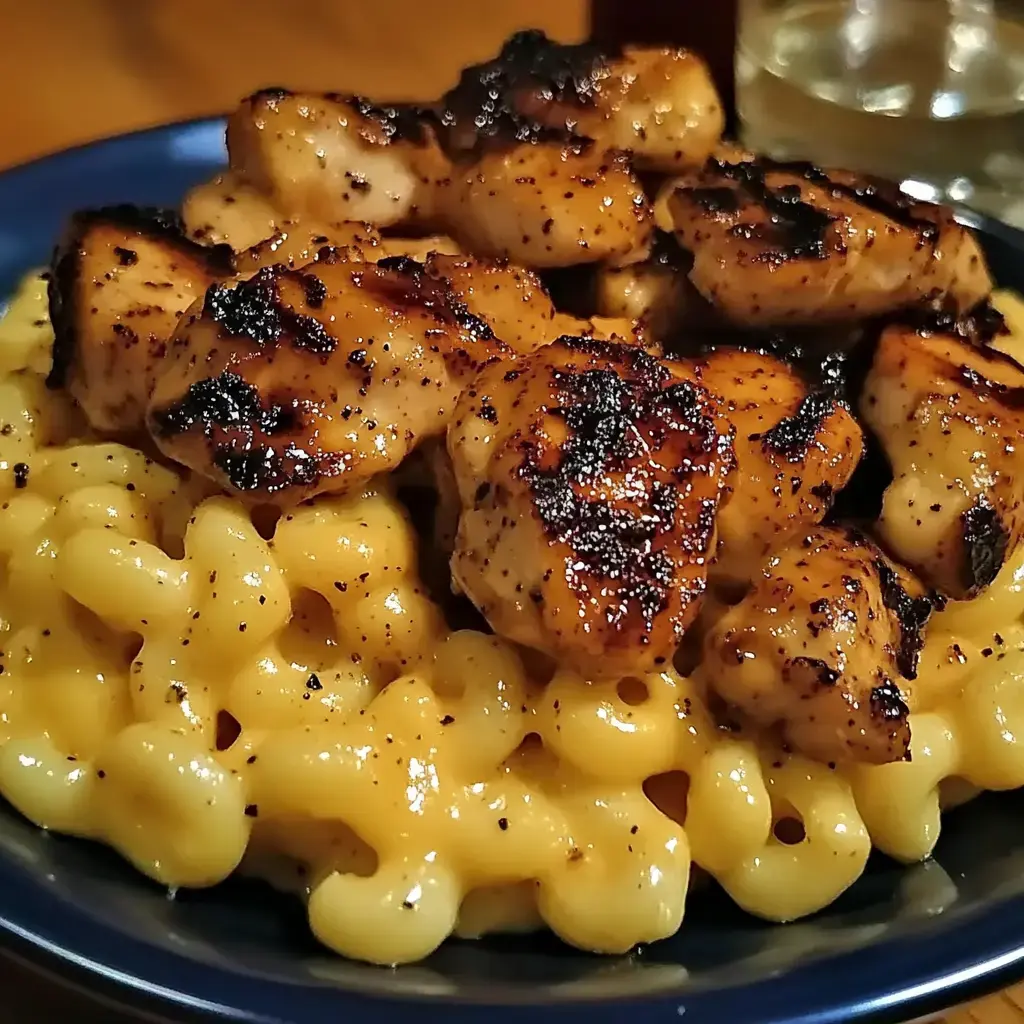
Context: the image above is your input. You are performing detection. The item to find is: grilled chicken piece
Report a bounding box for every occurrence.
[48,206,233,434]
[696,349,863,585]
[660,156,992,326]
[181,172,284,250]
[861,317,1024,598]
[440,29,723,171]
[447,337,734,677]
[147,254,512,502]
[423,252,645,350]
[595,231,717,342]
[442,140,652,268]
[703,529,934,765]
[225,90,451,230]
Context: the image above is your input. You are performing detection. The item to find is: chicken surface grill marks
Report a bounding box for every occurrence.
[147,255,513,500]
[693,348,864,587]
[664,154,991,325]
[448,337,735,677]
[439,29,610,150]
[523,347,722,629]
[151,367,310,493]
[438,29,724,170]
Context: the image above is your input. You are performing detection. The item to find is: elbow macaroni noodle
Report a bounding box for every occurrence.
[1,271,1024,964]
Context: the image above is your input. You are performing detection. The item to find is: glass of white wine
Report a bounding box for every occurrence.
[737,0,1024,225]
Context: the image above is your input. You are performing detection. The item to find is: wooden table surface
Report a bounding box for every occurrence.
[0,1,1020,1021]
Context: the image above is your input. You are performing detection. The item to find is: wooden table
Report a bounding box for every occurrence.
[0,1,1018,1021]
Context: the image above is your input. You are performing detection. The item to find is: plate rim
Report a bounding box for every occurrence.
[1,119,1024,1024]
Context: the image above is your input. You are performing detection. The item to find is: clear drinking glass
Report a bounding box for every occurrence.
[736,0,1024,224]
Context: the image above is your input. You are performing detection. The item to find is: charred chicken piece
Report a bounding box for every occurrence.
[424,252,646,351]
[703,529,934,765]
[145,255,516,502]
[441,139,652,268]
[181,172,284,250]
[223,89,451,230]
[440,29,723,171]
[861,316,1024,598]
[594,230,718,343]
[695,348,863,585]
[661,155,992,326]
[232,221,384,276]
[48,205,233,434]
[447,337,734,677]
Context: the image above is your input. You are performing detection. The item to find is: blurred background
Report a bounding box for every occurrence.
[0,0,587,168]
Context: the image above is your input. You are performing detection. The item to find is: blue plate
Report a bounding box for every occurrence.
[3,120,1024,1024]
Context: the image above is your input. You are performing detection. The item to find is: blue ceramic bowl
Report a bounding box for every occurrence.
[3,122,1024,1024]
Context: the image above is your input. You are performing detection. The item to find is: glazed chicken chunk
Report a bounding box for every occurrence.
[440,29,724,171]
[861,316,1024,598]
[146,253,511,501]
[443,139,652,268]
[660,155,992,326]
[48,206,233,434]
[704,529,935,765]
[696,348,864,585]
[233,224,464,276]
[222,89,451,230]
[447,337,735,677]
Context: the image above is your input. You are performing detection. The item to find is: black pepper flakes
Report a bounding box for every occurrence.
[111,245,139,267]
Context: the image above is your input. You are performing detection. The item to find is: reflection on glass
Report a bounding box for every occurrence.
[737,0,1024,224]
